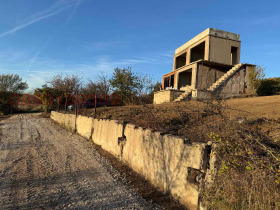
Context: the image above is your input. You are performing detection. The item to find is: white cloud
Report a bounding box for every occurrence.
[0,0,81,38]
[157,51,174,58]
[27,0,83,71]
[0,48,171,91]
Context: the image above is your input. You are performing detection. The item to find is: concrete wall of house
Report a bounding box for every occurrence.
[175,63,197,89]
[213,65,254,98]
[50,111,213,210]
[209,36,241,65]
[178,70,192,89]
[175,28,211,55]
[196,63,231,90]
[174,34,240,71]
[191,90,208,100]
[172,28,240,72]
[173,36,210,70]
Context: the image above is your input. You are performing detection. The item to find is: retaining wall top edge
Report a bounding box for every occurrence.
[51,111,207,146]
[77,115,94,119]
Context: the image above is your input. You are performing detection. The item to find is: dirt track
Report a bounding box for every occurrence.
[0,114,159,209]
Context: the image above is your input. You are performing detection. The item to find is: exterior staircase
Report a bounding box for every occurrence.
[207,63,244,92]
[173,63,244,102]
[173,87,192,102]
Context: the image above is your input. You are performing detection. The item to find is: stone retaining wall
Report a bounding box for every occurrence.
[51,111,212,210]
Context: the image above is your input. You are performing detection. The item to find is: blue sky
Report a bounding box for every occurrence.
[0,0,279,91]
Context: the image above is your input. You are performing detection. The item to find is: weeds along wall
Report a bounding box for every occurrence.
[50,111,212,210]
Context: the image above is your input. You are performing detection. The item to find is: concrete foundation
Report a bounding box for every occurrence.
[153,89,184,104]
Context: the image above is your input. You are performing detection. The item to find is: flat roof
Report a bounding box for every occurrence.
[175,28,240,54]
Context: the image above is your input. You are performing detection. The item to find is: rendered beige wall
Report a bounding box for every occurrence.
[76,115,94,139]
[209,36,240,65]
[122,124,208,210]
[50,111,211,210]
[51,112,76,132]
[92,118,123,157]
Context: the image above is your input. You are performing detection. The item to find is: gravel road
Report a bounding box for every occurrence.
[0,114,160,209]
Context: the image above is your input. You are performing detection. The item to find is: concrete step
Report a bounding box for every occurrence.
[173,90,192,102]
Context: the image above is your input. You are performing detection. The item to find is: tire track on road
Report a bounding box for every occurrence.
[0,114,160,209]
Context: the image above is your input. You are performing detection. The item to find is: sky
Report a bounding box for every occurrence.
[0,0,279,91]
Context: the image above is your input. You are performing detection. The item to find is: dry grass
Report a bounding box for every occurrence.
[79,95,280,209]
[87,95,280,121]
[67,96,280,209]
[17,104,43,113]
[75,96,280,143]
[201,118,280,209]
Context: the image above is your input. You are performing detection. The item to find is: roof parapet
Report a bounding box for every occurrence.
[175,28,240,54]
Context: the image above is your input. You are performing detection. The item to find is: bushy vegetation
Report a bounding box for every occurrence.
[257,77,280,96]
[37,68,161,113]
[0,74,28,115]
[89,97,280,209]
[248,66,279,96]
[34,86,64,113]
[248,65,265,93]
[0,91,17,115]
[201,117,280,209]
[109,67,160,105]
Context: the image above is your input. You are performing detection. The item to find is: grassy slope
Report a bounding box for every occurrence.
[83,95,280,209]
[77,95,279,143]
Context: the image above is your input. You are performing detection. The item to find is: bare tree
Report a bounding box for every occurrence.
[96,72,111,97]
[136,73,154,97]
[48,74,82,111]
[83,72,111,99]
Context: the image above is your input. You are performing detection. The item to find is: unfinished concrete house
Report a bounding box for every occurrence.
[154,28,255,104]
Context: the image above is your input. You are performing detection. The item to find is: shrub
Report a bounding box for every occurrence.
[201,119,280,209]
[257,78,280,96]
[248,65,265,94]
[0,91,17,115]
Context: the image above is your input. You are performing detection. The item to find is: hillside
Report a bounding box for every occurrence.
[78,95,279,142]
[63,95,280,209]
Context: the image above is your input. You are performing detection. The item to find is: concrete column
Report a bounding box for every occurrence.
[173,56,176,70]
[174,73,178,89]
[205,37,210,61]
[191,64,198,89]
[186,48,191,65]
[175,72,179,89]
